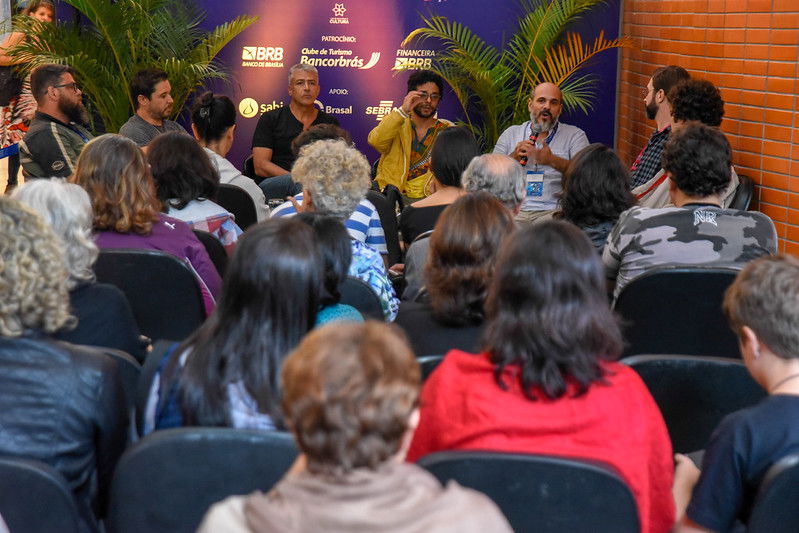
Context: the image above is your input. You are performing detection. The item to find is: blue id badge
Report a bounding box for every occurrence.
[526,170,544,197]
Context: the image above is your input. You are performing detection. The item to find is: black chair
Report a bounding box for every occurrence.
[340,276,384,320]
[418,451,639,533]
[416,354,444,381]
[193,229,228,278]
[729,174,754,211]
[622,354,766,453]
[242,155,255,180]
[365,189,402,266]
[0,457,82,533]
[613,266,740,358]
[134,340,178,436]
[107,428,298,533]
[94,249,206,342]
[100,348,141,413]
[217,183,257,230]
[748,453,799,533]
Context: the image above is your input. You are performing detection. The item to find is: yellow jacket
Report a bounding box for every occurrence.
[367,109,451,198]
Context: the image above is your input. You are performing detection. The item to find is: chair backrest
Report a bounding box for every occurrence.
[417,451,639,533]
[216,183,257,230]
[748,454,799,533]
[95,249,206,342]
[107,428,298,533]
[0,457,82,533]
[614,266,740,358]
[340,276,384,320]
[365,189,402,265]
[729,174,754,211]
[193,229,228,278]
[134,340,178,436]
[99,348,141,412]
[622,354,766,453]
[417,354,444,381]
[242,155,256,180]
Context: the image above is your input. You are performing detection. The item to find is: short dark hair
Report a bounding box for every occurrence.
[483,221,623,400]
[191,91,236,143]
[669,79,725,127]
[296,212,352,306]
[661,121,731,197]
[130,68,168,108]
[430,126,480,187]
[30,63,72,102]
[651,65,690,95]
[557,144,636,227]
[147,131,219,210]
[291,123,352,156]
[406,69,444,96]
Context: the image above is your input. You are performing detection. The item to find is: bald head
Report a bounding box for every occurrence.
[461,153,525,211]
[528,82,563,132]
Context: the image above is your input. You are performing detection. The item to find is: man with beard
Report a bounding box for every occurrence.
[368,70,451,200]
[493,82,589,223]
[119,68,186,147]
[629,65,690,188]
[19,64,93,178]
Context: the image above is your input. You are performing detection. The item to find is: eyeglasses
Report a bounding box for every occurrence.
[418,91,441,102]
[54,82,80,93]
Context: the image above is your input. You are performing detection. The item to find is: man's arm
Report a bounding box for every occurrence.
[19,125,81,177]
[252,146,290,177]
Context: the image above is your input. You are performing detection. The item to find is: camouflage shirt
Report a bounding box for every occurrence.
[603,204,777,299]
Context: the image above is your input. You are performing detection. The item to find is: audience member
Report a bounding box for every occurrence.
[604,122,776,299]
[369,69,452,199]
[251,63,338,199]
[630,65,690,188]
[19,63,92,177]
[296,212,363,325]
[396,192,515,356]
[398,126,479,245]
[148,130,242,254]
[13,179,147,360]
[554,143,636,252]
[0,196,127,532]
[71,133,221,313]
[673,255,799,532]
[146,217,323,433]
[119,68,186,147]
[407,221,675,533]
[191,91,269,221]
[199,321,512,533]
[493,82,589,223]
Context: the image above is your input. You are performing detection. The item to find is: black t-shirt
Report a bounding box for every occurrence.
[251,106,339,173]
[687,394,799,531]
[394,301,484,357]
[399,203,449,245]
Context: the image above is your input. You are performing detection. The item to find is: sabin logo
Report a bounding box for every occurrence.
[239,98,259,118]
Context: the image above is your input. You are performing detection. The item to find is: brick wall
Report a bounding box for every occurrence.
[617,0,799,254]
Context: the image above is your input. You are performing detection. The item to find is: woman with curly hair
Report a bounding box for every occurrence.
[71,134,221,313]
[407,220,675,533]
[395,191,515,356]
[0,196,127,532]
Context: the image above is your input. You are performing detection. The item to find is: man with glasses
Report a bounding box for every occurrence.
[19,64,92,178]
[368,70,451,200]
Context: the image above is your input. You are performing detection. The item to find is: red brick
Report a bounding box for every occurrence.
[766,77,796,93]
[762,156,792,174]
[771,30,799,46]
[746,12,772,28]
[765,93,795,110]
[767,61,797,77]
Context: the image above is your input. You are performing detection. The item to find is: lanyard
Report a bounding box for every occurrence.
[530,122,558,171]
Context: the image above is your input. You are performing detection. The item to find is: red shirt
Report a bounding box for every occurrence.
[408,350,675,533]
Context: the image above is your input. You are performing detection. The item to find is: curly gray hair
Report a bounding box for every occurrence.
[461,153,525,211]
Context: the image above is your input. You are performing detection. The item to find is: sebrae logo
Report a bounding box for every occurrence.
[330,3,349,24]
[241,46,284,68]
[365,100,396,121]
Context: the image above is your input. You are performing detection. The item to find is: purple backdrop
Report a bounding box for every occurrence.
[198,0,621,169]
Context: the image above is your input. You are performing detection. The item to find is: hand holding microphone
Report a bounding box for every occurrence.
[518,123,544,166]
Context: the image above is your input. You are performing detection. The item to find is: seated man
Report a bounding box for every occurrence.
[493,82,589,223]
[603,121,777,299]
[673,255,799,532]
[19,64,92,177]
[199,321,512,533]
[251,63,338,199]
[119,68,186,147]
[368,69,451,200]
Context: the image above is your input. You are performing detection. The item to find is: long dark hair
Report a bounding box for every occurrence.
[296,212,352,307]
[430,126,480,187]
[166,217,324,427]
[482,221,623,400]
[191,91,236,143]
[148,131,219,210]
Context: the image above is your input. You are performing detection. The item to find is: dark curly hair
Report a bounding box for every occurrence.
[482,221,623,400]
[406,69,444,96]
[147,131,219,210]
[668,79,724,127]
[291,123,352,157]
[556,144,636,227]
[430,126,480,187]
[661,121,731,197]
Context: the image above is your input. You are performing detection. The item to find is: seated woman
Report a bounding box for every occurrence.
[192,91,269,221]
[72,134,221,314]
[296,212,363,325]
[148,130,242,254]
[395,192,515,356]
[398,126,480,245]
[13,179,148,360]
[199,321,512,532]
[146,217,323,433]
[0,196,127,532]
[554,143,636,253]
[407,221,675,533]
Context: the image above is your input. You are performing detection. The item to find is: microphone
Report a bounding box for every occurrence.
[519,123,544,166]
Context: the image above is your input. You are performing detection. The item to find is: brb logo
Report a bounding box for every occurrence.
[365,100,396,122]
[241,46,285,68]
[393,49,435,70]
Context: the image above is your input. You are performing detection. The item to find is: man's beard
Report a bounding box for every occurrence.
[60,98,88,124]
[531,109,557,132]
[645,100,658,120]
[413,102,436,119]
